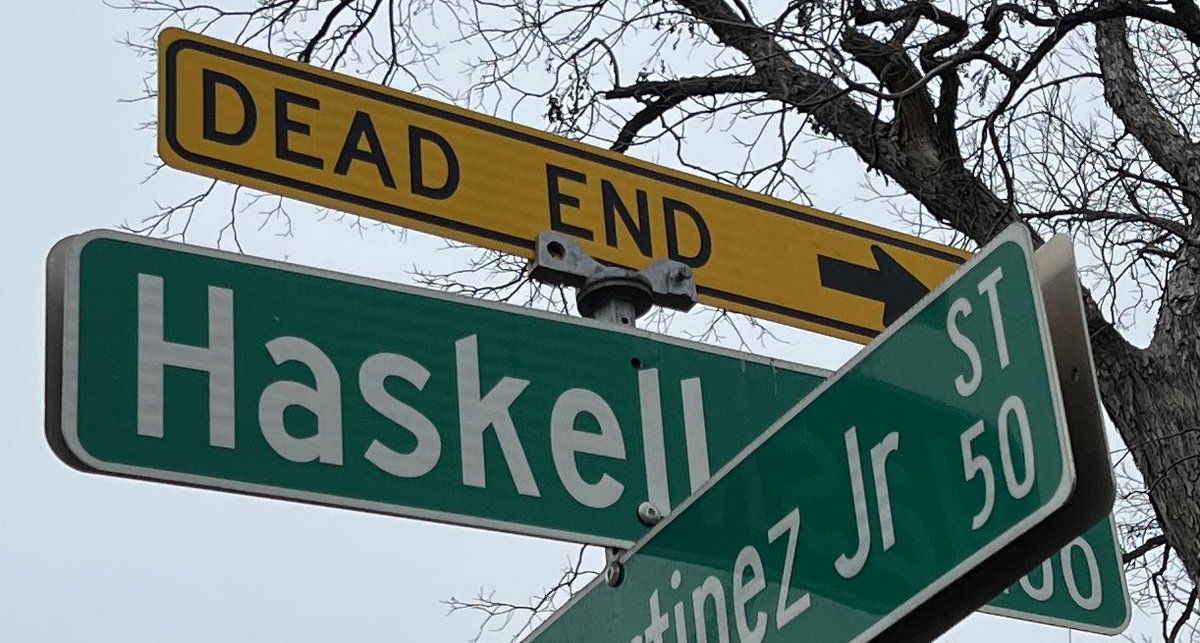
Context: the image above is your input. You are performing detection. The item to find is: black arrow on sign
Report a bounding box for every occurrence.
[818,245,931,327]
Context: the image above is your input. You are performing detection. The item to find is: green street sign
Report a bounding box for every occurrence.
[526,226,1117,642]
[46,229,1126,634]
[985,516,1130,633]
[45,231,825,547]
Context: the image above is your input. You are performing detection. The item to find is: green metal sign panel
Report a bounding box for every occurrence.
[527,227,1098,642]
[47,230,1125,634]
[45,231,826,547]
[986,517,1130,633]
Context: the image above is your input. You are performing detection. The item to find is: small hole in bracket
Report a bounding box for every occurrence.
[620,317,631,325]
[1070,367,1080,383]
[547,241,566,259]
[630,357,642,368]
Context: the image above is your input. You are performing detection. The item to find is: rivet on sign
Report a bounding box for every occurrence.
[637,501,664,527]
[605,561,624,587]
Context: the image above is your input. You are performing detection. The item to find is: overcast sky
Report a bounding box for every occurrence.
[0,3,1162,642]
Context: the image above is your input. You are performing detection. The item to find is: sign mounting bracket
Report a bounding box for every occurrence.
[529,231,697,328]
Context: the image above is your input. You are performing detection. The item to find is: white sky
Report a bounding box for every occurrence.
[0,3,1163,642]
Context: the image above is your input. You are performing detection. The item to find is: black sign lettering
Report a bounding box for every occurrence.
[334,111,396,189]
[408,127,459,200]
[274,89,324,170]
[546,164,593,241]
[601,180,652,257]
[201,69,256,145]
[664,197,712,268]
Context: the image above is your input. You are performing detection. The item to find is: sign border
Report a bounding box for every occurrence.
[526,224,1077,642]
[45,229,831,549]
[158,27,969,342]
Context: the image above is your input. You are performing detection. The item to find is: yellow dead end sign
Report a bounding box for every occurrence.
[158,28,971,343]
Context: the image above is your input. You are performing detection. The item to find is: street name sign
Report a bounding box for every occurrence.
[986,516,1130,634]
[45,230,830,547]
[157,28,971,344]
[526,226,1118,642]
[45,230,1125,632]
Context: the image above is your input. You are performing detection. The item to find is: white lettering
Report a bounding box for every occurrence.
[1018,559,1054,601]
[638,369,671,513]
[258,336,343,465]
[960,420,995,530]
[136,274,235,448]
[634,507,808,643]
[643,589,670,643]
[835,427,871,579]
[836,428,901,577]
[455,335,539,496]
[681,377,711,492]
[359,352,441,478]
[691,576,730,643]
[947,297,981,397]
[976,267,1010,369]
[870,432,900,551]
[671,570,689,643]
[550,388,626,509]
[733,546,767,643]
[1062,537,1103,610]
[767,508,811,628]
[998,395,1036,499]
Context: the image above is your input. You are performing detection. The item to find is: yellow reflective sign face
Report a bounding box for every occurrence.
[159,28,971,343]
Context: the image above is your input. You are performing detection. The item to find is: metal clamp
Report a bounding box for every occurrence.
[529,231,698,326]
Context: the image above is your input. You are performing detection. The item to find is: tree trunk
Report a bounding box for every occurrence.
[1090,254,1200,588]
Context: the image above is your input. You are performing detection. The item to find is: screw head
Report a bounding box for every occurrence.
[605,561,624,587]
[637,501,664,527]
